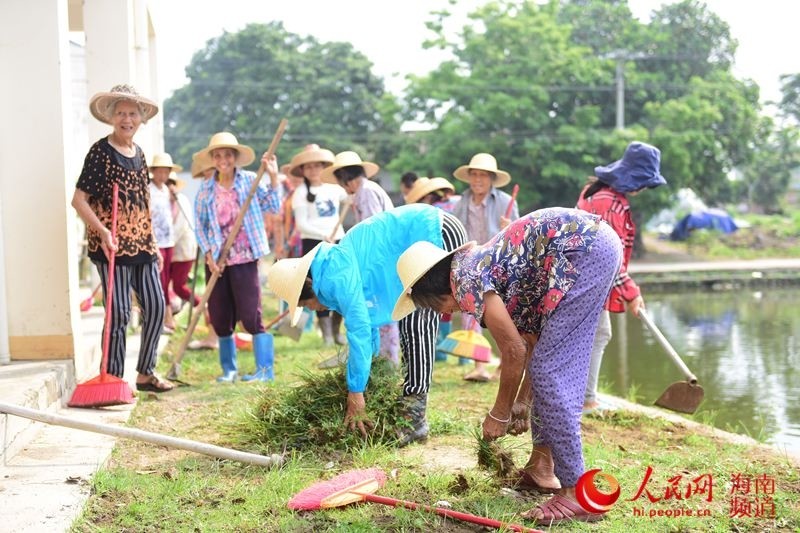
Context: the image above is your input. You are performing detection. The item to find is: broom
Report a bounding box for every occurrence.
[79,282,102,312]
[288,468,543,532]
[69,182,135,407]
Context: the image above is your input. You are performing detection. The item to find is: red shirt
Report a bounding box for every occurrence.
[576,184,640,312]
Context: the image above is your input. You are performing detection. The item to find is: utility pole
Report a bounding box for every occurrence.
[615,59,625,130]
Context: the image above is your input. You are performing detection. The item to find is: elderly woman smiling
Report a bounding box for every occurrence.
[393,207,622,526]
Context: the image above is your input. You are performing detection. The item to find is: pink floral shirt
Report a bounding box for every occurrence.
[450,207,601,334]
[214,183,254,265]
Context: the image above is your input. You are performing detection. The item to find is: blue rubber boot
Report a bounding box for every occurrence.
[242,333,274,382]
[435,319,452,361]
[216,335,238,383]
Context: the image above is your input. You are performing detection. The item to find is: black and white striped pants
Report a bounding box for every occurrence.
[95,260,166,378]
[398,211,467,396]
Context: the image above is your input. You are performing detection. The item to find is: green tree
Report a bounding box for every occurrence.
[778,73,800,122]
[745,119,800,213]
[164,22,400,168]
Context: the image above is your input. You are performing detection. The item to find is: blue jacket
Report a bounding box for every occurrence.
[310,204,444,392]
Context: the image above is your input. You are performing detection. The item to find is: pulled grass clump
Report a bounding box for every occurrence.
[474,426,520,483]
[235,358,407,451]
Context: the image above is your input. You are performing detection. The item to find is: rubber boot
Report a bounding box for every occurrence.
[331,312,347,345]
[397,393,429,447]
[242,333,274,382]
[435,319,452,361]
[216,335,238,383]
[319,315,334,346]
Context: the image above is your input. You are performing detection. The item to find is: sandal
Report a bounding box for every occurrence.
[463,369,490,382]
[187,339,217,350]
[511,469,561,493]
[136,375,175,393]
[522,494,603,525]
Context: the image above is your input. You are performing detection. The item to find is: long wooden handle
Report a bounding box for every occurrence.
[639,309,698,384]
[363,493,542,533]
[100,183,119,377]
[171,119,288,371]
[0,401,283,467]
[328,202,351,242]
[504,184,519,219]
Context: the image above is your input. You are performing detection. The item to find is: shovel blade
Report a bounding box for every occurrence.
[276,311,308,342]
[654,381,704,414]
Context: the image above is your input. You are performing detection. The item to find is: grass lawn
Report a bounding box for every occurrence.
[71,298,800,532]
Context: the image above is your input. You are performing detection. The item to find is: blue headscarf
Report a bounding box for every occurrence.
[594,142,667,193]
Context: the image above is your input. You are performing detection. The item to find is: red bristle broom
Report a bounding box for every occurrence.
[288,468,543,532]
[79,282,102,312]
[69,182,135,407]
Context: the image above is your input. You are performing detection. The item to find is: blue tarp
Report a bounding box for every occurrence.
[670,208,738,241]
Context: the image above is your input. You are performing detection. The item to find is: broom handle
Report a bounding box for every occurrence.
[0,401,283,468]
[328,201,351,242]
[171,119,287,369]
[100,183,119,377]
[504,184,519,219]
[363,493,543,533]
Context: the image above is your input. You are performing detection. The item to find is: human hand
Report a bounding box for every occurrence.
[344,392,373,438]
[499,216,511,229]
[206,253,223,276]
[156,252,164,272]
[482,409,510,441]
[628,295,644,317]
[508,401,531,436]
[99,228,117,260]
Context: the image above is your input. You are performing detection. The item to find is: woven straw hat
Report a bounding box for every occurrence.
[320,151,380,184]
[453,153,511,188]
[404,177,455,204]
[190,150,215,178]
[167,172,186,192]
[267,244,323,326]
[287,144,336,178]
[392,240,474,321]
[149,152,183,172]
[196,132,255,168]
[89,84,159,125]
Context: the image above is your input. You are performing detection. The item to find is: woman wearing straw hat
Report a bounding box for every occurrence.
[71,84,174,393]
[185,151,219,351]
[394,208,622,525]
[287,144,349,346]
[268,203,467,445]
[193,131,281,382]
[149,153,182,333]
[576,142,667,416]
[451,153,519,381]
[321,151,397,364]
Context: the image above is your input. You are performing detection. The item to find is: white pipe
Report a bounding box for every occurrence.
[0,401,284,467]
[0,194,10,364]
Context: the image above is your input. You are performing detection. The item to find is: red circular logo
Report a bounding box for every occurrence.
[575,469,621,514]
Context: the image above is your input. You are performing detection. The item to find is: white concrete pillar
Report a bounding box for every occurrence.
[0,0,80,359]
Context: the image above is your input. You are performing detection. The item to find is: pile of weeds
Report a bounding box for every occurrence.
[233,358,408,451]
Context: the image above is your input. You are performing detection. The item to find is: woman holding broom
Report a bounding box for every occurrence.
[71,84,173,393]
[193,132,281,383]
[394,208,622,525]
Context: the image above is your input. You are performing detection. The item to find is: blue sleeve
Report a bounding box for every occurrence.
[315,254,377,393]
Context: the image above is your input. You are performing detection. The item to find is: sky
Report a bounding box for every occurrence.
[150,0,800,107]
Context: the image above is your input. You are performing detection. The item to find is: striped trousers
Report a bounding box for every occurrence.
[398,212,467,396]
[95,260,165,378]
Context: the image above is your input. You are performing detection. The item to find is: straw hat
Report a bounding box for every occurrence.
[320,151,380,184]
[149,152,183,172]
[404,177,455,204]
[196,132,255,168]
[167,171,186,192]
[89,84,159,125]
[453,153,511,188]
[392,240,474,321]
[190,150,215,178]
[287,144,335,178]
[267,244,323,326]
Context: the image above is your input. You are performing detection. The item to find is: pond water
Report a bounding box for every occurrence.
[600,287,800,455]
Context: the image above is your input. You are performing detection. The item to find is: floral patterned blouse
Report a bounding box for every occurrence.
[450,207,602,334]
[76,137,158,265]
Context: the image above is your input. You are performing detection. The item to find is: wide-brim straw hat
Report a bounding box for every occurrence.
[594,141,667,193]
[196,132,255,168]
[392,240,475,321]
[149,152,183,172]
[167,171,186,192]
[288,144,336,178]
[191,150,215,178]
[320,151,380,184]
[404,176,455,204]
[453,153,511,188]
[89,84,159,125]
[267,244,323,326]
